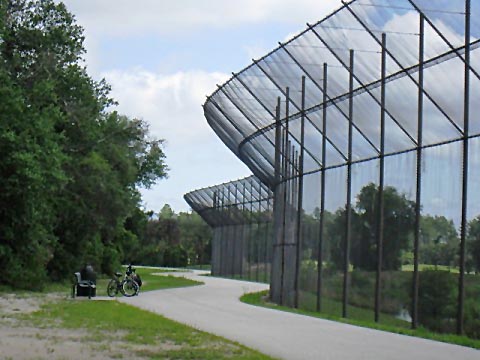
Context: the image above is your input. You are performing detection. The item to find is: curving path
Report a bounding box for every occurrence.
[119,271,479,360]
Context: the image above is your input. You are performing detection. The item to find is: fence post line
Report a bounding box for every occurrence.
[229,184,235,277]
[412,13,425,330]
[458,0,471,336]
[375,33,387,323]
[234,183,239,276]
[343,49,354,318]
[317,63,328,312]
[294,76,306,308]
[266,193,271,283]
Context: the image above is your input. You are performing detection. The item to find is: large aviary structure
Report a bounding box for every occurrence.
[185,0,480,337]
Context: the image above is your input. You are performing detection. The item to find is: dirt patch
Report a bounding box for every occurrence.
[0,293,181,359]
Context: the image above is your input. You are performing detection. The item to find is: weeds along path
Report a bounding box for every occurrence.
[119,271,479,360]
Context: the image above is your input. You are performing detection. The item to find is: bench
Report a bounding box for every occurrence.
[72,271,96,299]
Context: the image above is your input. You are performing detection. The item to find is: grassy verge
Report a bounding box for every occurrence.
[79,267,203,297]
[241,290,480,350]
[133,267,201,293]
[18,299,275,359]
[295,290,409,328]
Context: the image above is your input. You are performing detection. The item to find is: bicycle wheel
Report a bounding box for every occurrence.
[121,278,139,297]
[107,279,119,297]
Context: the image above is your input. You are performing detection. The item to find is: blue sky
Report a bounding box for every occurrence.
[58,0,341,213]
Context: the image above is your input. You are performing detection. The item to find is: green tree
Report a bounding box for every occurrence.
[177,211,212,265]
[159,204,176,220]
[355,183,415,271]
[0,0,168,286]
[328,184,415,271]
[467,216,480,273]
[419,215,459,268]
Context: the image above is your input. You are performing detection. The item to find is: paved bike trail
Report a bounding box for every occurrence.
[119,271,479,360]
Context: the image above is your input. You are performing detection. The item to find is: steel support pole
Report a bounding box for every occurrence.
[240,181,246,279]
[212,191,218,275]
[221,187,226,275]
[413,14,425,330]
[271,98,282,300]
[294,76,306,308]
[343,49,354,318]
[249,179,255,281]
[234,183,240,276]
[229,185,235,277]
[280,135,290,305]
[248,178,257,282]
[280,89,290,305]
[375,33,387,323]
[458,0,471,336]
[265,194,270,283]
[317,63,328,313]
[260,185,268,283]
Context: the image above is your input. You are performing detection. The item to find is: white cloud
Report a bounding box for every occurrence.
[59,0,341,37]
[102,69,251,212]
[103,69,228,143]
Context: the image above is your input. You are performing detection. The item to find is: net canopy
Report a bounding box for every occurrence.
[204,0,480,188]
[187,0,480,338]
[184,176,273,228]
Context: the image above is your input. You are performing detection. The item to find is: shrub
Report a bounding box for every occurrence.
[464,298,480,339]
[417,270,457,333]
[163,244,188,268]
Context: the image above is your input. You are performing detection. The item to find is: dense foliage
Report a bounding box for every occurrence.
[127,205,212,268]
[327,184,416,271]
[0,0,167,288]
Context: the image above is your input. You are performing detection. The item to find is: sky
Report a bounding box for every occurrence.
[56,0,342,213]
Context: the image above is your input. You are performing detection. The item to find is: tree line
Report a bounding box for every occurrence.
[303,183,480,273]
[126,204,212,268]
[0,0,168,289]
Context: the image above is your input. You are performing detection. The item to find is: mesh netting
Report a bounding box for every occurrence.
[187,0,480,337]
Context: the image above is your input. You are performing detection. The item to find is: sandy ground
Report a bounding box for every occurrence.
[0,294,152,360]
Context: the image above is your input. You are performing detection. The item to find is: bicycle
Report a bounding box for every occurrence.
[107,265,140,297]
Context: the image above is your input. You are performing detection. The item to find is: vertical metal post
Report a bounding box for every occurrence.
[237,182,244,277]
[212,191,218,275]
[264,191,270,283]
[458,0,470,336]
[226,186,231,277]
[294,77,306,308]
[317,63,328,312]
[233,183,239,276]
[242,180,248,279]
[280,89,290,305]
[375,34,387,323]
[259,185,266,283]
[221,187,228,276]
[412,14,425,330]
[343,49,354,318]
[248,179,254,280]
[229,184,235,277]
[271,98,282,297]
[249,178,256,282]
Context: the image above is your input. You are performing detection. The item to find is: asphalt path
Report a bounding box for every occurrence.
[119,271,480,360]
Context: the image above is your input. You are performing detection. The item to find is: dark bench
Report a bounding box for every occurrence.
[72,269,96,299]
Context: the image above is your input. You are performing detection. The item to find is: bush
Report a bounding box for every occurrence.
[163,244,188,268]
[417,270,457,333]
[464,298,480,339]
